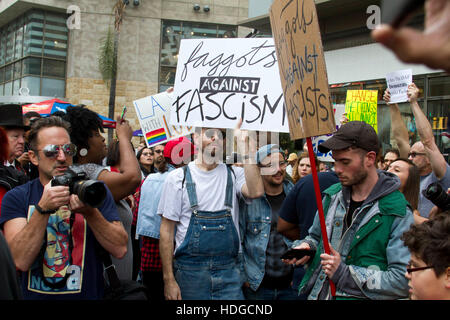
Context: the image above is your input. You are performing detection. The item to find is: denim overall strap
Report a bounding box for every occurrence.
[183,165,198,209]
[184,165,234,210]
[224,166,233,209]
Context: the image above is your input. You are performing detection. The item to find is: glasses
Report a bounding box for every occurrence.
[259,161,288,169]
[35,143,77,158]
[154,149,163,154]
[408,152,426,158]
[142,152,153,156]
[406,263,434,274]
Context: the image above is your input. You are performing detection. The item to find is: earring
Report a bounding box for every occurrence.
[79,148,88,157]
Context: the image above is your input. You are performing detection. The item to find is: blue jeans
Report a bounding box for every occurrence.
[243,285,302,300]
[173,165,243,300]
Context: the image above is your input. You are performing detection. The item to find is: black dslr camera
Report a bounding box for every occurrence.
[422,182,450,212]
[51,169,107,208]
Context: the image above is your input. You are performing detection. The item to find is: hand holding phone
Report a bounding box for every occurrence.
[281,248,316,260]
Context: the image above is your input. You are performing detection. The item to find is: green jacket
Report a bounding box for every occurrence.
[296,171,414,300]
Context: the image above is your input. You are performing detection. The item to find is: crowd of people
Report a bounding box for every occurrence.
[0,0,449,301]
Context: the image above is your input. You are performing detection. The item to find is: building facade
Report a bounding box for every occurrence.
[0,0,250,138]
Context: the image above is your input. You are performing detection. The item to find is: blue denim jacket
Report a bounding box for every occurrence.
[239,179,293,291]
[136,168,173,239]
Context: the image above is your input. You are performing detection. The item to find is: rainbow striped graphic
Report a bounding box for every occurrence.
[146,128,167,146]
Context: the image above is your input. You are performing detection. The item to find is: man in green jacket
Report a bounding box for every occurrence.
[285,121,414,300]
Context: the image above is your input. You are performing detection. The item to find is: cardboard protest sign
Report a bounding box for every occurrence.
[385,69,412,104]
[170,38,289,132]
[345,90,378,133]
[133,91,194,147]
[269,0,336,140]
[312,104,345,161]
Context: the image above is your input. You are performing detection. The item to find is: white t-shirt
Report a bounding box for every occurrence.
[158,162,247,253]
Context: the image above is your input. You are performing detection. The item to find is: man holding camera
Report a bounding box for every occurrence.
[0,116,127,299]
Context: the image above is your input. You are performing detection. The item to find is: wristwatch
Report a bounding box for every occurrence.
[34,204,57,215]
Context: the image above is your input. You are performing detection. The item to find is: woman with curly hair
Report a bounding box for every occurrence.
[291,152,317,184]
[61,106,141,280]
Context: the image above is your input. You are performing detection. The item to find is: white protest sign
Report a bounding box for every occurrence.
[312,104,345,162]
[133,91,194,147]
[170,38,289,132]
[385,69,412,104]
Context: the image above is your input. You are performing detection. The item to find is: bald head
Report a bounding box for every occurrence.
[408,141,431,175]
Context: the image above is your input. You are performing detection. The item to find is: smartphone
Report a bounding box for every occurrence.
[381,0,425,28]
[120,106,127,123]
[281,248,316,260]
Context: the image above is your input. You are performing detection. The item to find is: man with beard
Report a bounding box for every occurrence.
[159,123,264,300]
[0,116,127,299]
[284,121,414,300]
[239,144,298,300]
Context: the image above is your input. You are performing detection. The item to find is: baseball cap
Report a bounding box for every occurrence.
[256,144,283,164]
[163,136,197,165]
[318,121,380,154]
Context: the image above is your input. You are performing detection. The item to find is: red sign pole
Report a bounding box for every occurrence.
[306,137,336,297]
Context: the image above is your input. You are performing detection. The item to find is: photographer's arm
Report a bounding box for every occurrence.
[3,182,70,271]
[97,118,141,202]
[70,195,127,259]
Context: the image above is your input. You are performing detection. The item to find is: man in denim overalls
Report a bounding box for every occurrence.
[159,125,264,300]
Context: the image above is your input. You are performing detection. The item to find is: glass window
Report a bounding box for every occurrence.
[159,66,176,87]
[161,22,182,67]
[21,76,40,95]
[183,22,218,39]
[429,76,450,97]
[22,57,41,76]
[427,99,450,158]
[23,11,44,56]
[12,79,21,95]
[42,58,65,78]
[159,20,237,91]
[0,67,4,83]
[14,20,24,60]
[13,61,22,79]
[5,25,14,64]
[0,84,3,96]
[4,81,12,95]
[0,32,4,66]
[41,77,64,96]
[4,64,12,82]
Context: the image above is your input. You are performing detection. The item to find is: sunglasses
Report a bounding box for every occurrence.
[154,149,163,154]
[36,143,78,158]
[142,152,153,156]
[408,152,426,158]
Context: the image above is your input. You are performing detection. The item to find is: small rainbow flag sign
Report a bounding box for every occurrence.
[145,128,167,146]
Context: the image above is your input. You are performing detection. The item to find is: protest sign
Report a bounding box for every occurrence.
[312,104,345,161]
[345,90,378,133]
[270,0,337,297]
[385,69,412,104]
[170,38,289,132]
[269,0,335,140]
[133,91,194,147]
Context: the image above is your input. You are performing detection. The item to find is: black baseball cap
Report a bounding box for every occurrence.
[318,121,380,154]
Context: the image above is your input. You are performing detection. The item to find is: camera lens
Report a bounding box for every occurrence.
[73,180,107,208]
